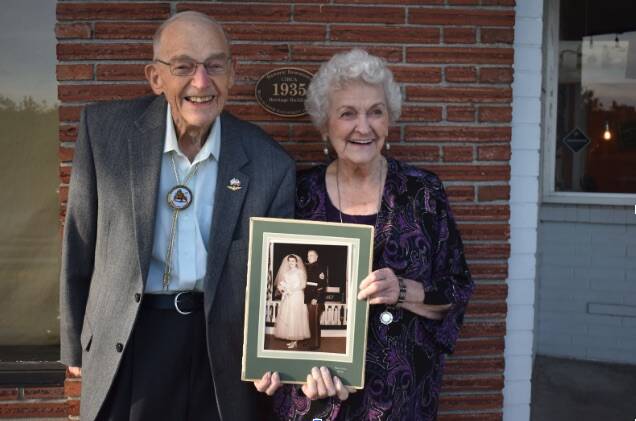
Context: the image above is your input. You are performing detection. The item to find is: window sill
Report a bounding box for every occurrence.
[542,192,636,206]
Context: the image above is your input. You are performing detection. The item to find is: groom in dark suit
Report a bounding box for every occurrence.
[303,250,328,350]
[59,11,295,421]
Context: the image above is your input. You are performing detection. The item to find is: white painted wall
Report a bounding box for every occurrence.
[503,1,544,420]
[536,205,636,365]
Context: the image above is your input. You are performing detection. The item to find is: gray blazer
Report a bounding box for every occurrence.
[60,95,295,420]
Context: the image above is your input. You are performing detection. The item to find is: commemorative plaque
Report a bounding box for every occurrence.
[255,68,313,117]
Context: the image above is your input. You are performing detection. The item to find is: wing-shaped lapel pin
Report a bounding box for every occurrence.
[226,177,242,191]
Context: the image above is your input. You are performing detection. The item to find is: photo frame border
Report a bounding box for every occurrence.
[241,217,373,388]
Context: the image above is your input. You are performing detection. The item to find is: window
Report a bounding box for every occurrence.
[543,0,636,204]
[0,0,63,382]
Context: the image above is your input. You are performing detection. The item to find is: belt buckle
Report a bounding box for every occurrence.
[174,291,193,315]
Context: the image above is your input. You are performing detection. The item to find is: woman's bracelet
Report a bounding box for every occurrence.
[396,276,407,304]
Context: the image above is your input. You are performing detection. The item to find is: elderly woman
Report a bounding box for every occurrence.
[257,49,474,420]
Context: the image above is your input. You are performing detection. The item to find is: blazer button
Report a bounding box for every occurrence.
[115,343,123,353]
[134,293,141,302]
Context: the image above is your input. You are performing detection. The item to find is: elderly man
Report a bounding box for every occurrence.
[59,11,295,421]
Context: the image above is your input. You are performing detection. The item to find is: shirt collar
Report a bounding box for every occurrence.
[164,103,221,165]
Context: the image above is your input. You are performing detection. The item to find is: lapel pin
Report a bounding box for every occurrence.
[227,177,242,191]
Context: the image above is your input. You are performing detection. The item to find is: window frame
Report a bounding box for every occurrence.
[541,0,636,205]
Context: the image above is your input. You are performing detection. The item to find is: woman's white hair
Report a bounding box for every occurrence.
[305,48,402,131]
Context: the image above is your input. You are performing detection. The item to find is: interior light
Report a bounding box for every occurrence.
[602,121,612,141]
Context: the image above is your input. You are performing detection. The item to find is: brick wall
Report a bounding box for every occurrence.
[49,1,513,420]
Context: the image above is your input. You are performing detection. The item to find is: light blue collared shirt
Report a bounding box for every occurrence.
[145,104,221,293]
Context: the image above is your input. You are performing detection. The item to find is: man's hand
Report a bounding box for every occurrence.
[67,366,82,377]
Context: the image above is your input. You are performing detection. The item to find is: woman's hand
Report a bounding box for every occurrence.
[358,268,453,318]
[254,371,282,396]
[301,366,353,401]
[357,268,401,305]
[253,367,353,401]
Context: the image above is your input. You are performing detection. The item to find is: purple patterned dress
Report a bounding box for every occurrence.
[272,158,474,421]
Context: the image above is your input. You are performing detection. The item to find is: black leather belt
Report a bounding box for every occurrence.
[143,292,203,315]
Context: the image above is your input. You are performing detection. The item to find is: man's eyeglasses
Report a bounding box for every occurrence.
[155,57,231,77]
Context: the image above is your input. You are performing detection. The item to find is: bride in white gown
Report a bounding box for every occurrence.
[273,254,310,348]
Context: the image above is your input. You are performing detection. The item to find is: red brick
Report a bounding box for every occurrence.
[64,379,81,398]
[67,398,80,417]
[96,64,146,81]
[444,146,473,162]
[472,283,508,300]
[438,412,502,421]
[295,5,404,24]
[58,84,152,102]
[480,67,514,84]
[400,106,443,122]
[406,86,512,103]
[478,185,510,202]
[226,23,326,42]
[390,66,441,84]
[59,185,69,204]
[407,47,513,65]
[177,3,291,22]
[60,166,72,184]
[409,8,514,26]
[444,28,476,44]
[448,0,479,4]
[447,106,475,122]
[445,67,477,83]
[453,205,509,221]
[335,0,443,3]
[225,103,289,122]
[23,387,65,399]
[478,145,511,161]
[0,388,18,401]
[458,223,509,240]
[59,124,78,142]
[443,375,504,392]
[55,23,91,39]
[479,106,512,122]
[331,25,439,44]
[256,123,290,142]
[59,145,75,162]
[57,64,93,81]
[405,126,510,142]
[234,44,290,61]
[481,28,515,44]
[482,0,516,6]
[453,338,504,357]
[94,23,158,40]
[445,356,504,374]
[291,125,321,142]
[445,185,475,202]
[464,243,510,259]
[389,145,440,162]
[460,321,506,336]
[0,402,67,418]
[57,43,152,61]
[469,264,508,281]
[283,143,326,163]
[439,393,503,411]
[291,46,402,63]
[59,106,83,122]
[428,165,510,182]
[57,3,170,21]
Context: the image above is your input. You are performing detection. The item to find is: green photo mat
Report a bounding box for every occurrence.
[241,217,373,388]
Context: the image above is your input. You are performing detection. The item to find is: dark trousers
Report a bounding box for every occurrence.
[96,304,219,421]
[306,303,324,348]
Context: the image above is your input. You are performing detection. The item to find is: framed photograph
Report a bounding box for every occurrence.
[241,217,373,388]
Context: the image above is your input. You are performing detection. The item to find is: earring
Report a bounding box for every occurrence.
[385,141,391,151]
[322,135,329,157]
